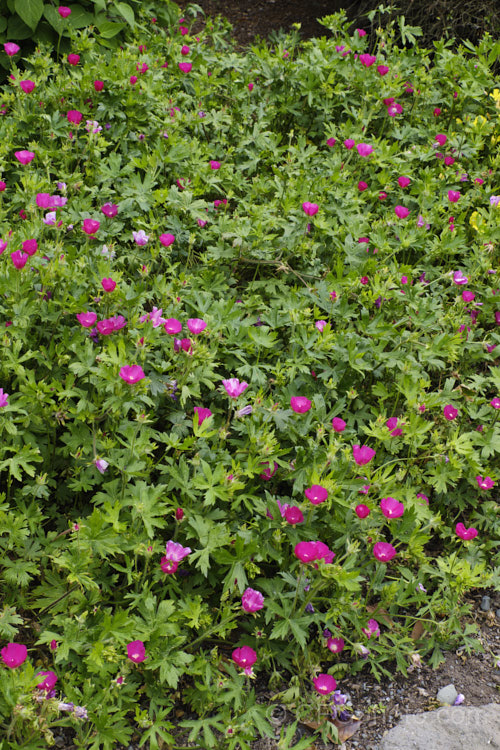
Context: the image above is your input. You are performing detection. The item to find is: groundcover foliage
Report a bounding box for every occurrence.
[0,3,499,747]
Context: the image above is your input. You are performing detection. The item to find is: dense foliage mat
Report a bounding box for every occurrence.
[0,3,499,748]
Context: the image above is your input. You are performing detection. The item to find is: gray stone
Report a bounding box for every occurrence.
[481,595,491,611]
[496,608,500,619]
[436,683,458,705]
[380,703,500,750]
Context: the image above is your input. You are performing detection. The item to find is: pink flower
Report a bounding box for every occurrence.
[444,156,455,166]
[58,6,72,17]
[94,80,104,91]
[259,461,278,481]
[491,398,500,409]
[1,643,27,668]
[380,497,405,519]
[313,674,337,695]
[67,53,80,65]
[448,190,460,203]
[50,640,58,651]
[355,504,370,518]
[210,160,221,170]
[67,110,82,124]
[232,646,257,675]
[326,137,336,146]
[187,318,206,335]
[394,205,409,218]
[164,318,182,335]
[14,150,35,164]
[453,270,468,285]
[130,75,138,85]
[455,523,478,541]
[159,233,175,247]
[357,143,373,157]
[94,458,109,474]
[194,407,212,425]
[352,445,375,466]
[22,239,38,256]
[294,541,319,563]
[179,62,192,73]
[241,588,264,612]
[4,43,20,56]
[387,102,403,116]
[386,417,403,437]
[332,417,346,432]
[398,176,411,188]
[222,378,249,398]
[416,493,429,504]
[356,28,366,36]
[373,541,397,562]
[377,65,389,75]
[101,203,118,217]
[161,540,191,574]
[302,202,319,216]
[290,396,312,413]
[181,45,190,55]
[284,506,304,524]
[379,191,387,200]
[36,671,58,691]
[119,365,145,384]
[0,389,8,408]
[358,181,368,191]
[362,619,380,639]
[315,320,327,332]
[476,475,494,490]
[132,229,149,245]
[127,640,146,663]
[76,312,97,327]
[359,54,376,67]
[443,405,458,420]
[20,80,35,93]
[101,278,116,292]
[11,250,29,269]
[305,485,328,505]
[435,133,447,146]
[462,290,475,302]
[327,637,345,653]
[433,107,441,116]
[344,138,355,149]
[0,182,5,192]
[82,219,100,235]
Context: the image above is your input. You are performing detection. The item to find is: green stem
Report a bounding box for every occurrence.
[188,611,239,651]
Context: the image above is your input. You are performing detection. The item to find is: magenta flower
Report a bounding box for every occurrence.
[491,398,500,409]
[194,407,212,425]
[305,485,328,505]
[127,640,146,664]
[284,506,304,524]
[416,492,429,505]
[179,62,192,73]
[94,80,104,91]
[357,143,373,157]
[476,475,494,490]
[352,444,375,466]
[362,619,380,639]
[386,417,403,437]
[4,43,20,56]
[14,150,35,165]
[313,674,337,695]
[0,389,8,408]
[377,65,389,75]
[58,6,72,17]
[344,138,355,149]
[327,637,345,653]
[455,523,478,541]
[82,219,100,235]
[290,396,312,413]
[294,541,319,563]
[232,646,257,676]
[67,53,80,65]
[394,205,410,218]
[20,80,35,93]
[76,312,97,327]
[332,417,346,432]
[11,250,29,269]
[159,233,175,247]
[355,504,370,519]
[161,540,191,574]
[119,365,145,384]
[435,133,447,146]
[67,110,82,124]
[443,405,458,420]
[326,137,336,146]
[222,378,249,398]
[259,461,278,481]
[101,278,116,292]
[359,53,376,67]
[210,160,221,170]
[380,497,405,519]
[22,239,37,257]
[373,541,396,562]
[94,458,109,474]
[1,643,27,668]
[132,229,149,246]
[36,671,58,691]
[241,588,265,613]
[101,203,118,218]
[302,202,319,216]
[452,270,468,285]
[358,181,368,192]
[462,290,475,302]
[315,320,327,332]
[187,318,206,335]
[448,190,460,203]
[398,176,411,188]
[164,318,182,335]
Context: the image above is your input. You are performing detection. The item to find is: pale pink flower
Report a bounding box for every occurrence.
[222,378,249,398]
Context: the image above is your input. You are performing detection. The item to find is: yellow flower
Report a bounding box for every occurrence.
[469,212,479,231]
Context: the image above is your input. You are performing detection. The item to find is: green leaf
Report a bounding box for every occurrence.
[14,0,44,30]
[66,4,94,28]
[114,1,135,29]
[43,4,65,33]
[7,13,33,38]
